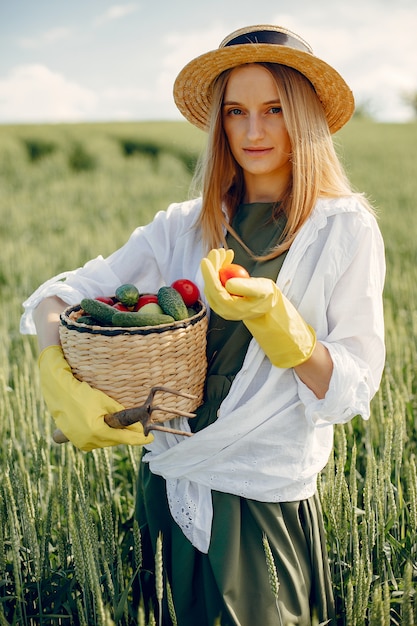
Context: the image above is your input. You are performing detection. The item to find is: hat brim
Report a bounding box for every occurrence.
[173,43,354,134]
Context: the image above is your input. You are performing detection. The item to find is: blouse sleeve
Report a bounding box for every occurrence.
[20,200,201,335]
[295,209,386,426]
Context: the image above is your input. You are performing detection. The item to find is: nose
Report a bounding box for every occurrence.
[247,113,265,141]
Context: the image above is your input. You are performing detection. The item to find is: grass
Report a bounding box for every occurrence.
[0,119,416,624]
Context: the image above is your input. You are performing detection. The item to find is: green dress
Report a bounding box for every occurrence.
[135,203,335,625]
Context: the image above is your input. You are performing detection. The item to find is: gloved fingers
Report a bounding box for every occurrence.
[205,247,234,272]
[94,417,154,448]
[96,421,154,448]
[200,260,234,304]
[200,257,223,291]
[54,413,154,451]
[201,257,245,320]
[200,248,236,302]
[224,276,276,298]
[201,268,235,318]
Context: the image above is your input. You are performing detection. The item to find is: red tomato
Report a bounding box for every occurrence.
[95,296,115,305]
[112,302,130,311]
[135,294,159,311]
[219,263,250,286]
[171,279,200,307]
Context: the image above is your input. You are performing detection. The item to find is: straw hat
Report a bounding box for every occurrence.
[174,25,354,134]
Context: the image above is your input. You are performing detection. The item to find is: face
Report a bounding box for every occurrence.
[222,64,292,202]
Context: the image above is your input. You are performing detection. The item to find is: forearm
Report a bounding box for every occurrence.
[33,296,67,352]
[294,341,333,399]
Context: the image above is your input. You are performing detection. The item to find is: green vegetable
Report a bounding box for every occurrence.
[115,283,140,308]
[111,311,175,327]
[80,298,116,325]
[76,315,102,325]
[157,286,188,321]
[138,302,164,315]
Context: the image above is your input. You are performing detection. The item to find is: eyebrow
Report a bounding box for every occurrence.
[222,99,282,106]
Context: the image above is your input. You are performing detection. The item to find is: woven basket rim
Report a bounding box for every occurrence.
[60,300,207,337]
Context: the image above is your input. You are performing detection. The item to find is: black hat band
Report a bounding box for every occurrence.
[223,29,312,54]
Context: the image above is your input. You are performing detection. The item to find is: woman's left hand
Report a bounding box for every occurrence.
[201,248,276,320]
[201,248,317,369]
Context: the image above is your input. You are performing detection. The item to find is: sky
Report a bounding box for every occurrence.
[1,0,416,125]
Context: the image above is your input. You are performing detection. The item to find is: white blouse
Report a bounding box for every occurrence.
[21,195,386,552]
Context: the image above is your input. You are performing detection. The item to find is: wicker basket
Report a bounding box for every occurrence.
[59,301,208,421]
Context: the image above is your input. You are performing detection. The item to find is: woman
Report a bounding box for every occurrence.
[22,25,385,625]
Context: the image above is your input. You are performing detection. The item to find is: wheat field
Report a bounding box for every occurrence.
[0,120,416,625]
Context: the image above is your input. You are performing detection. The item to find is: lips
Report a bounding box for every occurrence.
[244,147,273,156]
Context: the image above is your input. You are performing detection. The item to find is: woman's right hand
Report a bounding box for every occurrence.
[39,345,154,451]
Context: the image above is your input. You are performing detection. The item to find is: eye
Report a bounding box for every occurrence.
[227,108,243,116]
[269,106,283,114]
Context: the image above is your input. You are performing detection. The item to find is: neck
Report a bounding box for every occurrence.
[243,171,291,204]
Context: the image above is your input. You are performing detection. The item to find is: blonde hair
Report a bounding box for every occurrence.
[192,63,372,259]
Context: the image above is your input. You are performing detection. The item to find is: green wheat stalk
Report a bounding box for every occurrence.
[262,533,280,599]
[133,518,143,570]
[407,455,417,530]
[103,499,116,565]
[0,489,6,576]
[155,532,164,626]
[137,603,146,626]
[262,533,285,625]
[345,578,353,626]
[3,472,23,598]
[369,584,385,625]
[166,578,178,626]
[401,561,415,626]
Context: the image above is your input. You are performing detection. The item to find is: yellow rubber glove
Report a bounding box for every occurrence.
[39,345,154,451]
[201,248,275,321]
[200,248,316,368]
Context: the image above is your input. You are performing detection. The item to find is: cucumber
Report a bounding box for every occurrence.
[115,283,140,308]
[157,286,188,321]
[80,298,116,325]
[76,315,102,326]
[112,311,175,327]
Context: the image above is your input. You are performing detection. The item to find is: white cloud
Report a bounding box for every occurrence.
[353,63,416,121]
[101,85,155,119]
[159,12,417,122]
[94,3,139,26]
[99,25,232,121]
[270,5,417,121]
[2,4,416,124]
[0,65,97,123]
[157,24,229,99]
[18,27,71,49]
[162,24,227,70]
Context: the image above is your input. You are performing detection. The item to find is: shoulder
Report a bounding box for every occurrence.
[291,195,384,275]
[163,197,203,221]
[310,196,383,243]
[140,197,203,239]
[313,195,378,226]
